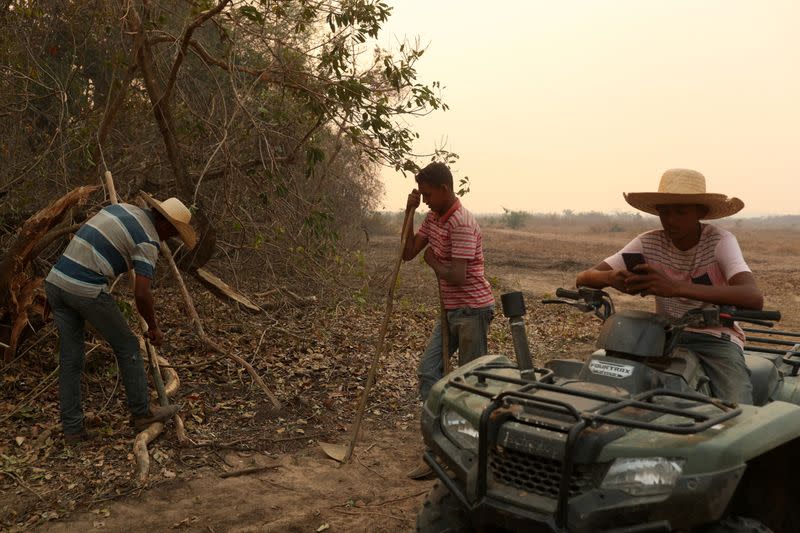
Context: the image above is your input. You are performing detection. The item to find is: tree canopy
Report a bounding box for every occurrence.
[0,0,450,277]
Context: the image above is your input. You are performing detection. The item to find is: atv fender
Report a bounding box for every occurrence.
[599,401,800,474]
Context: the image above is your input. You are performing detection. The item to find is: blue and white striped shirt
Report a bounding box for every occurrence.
[46,204,161,297]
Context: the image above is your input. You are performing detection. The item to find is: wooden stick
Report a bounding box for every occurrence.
[343,209,414,463]
[104,171,171,408]
[103,170,119,204]
[219,463,280,478]
[144,337,169,406]
[158,241,207,336]
[437,277,452,375]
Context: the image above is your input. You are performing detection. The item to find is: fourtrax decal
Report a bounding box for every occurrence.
[589,360,634,379]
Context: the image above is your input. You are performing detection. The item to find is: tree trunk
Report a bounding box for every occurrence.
[128,3,217,271]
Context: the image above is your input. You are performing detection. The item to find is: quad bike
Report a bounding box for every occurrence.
[417,288,800,532]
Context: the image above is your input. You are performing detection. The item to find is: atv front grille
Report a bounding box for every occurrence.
[489,447,596,499]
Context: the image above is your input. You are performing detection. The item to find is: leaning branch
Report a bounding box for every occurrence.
[184,38,313,95]
[0,185,99,298]
[159,241,282,410]
[160,0,231,104]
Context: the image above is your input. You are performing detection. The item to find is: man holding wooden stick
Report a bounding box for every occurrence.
[44,194,196,442]
[402,162,494,477]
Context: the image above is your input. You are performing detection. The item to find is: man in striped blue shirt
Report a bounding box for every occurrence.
[44,195,197,441]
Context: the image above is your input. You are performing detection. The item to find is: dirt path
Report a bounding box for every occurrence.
[37,427,431,533]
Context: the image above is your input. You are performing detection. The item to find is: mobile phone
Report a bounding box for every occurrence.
[622,252,646,272]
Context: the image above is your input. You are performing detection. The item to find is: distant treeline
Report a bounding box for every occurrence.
[366,210,799,237]
[719,215,800,230]
[483,209,653,233]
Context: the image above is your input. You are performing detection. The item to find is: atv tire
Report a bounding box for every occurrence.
[702,516,773,533]
[416,481,473,533]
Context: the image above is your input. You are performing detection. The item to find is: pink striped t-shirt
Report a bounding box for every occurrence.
[605,224,751,347]
[418,200,494,310]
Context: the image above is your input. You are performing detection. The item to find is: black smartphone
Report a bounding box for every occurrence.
[622,252,646,272]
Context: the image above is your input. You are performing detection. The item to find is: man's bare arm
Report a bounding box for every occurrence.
[576,262,632,293]
[626,267,764,309]
[403,230,428,261]
[424,248,467,285]
[134,274,164,345]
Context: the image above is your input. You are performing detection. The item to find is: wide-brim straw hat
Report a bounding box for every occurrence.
[624,168,744,220]
[140,192,198,249]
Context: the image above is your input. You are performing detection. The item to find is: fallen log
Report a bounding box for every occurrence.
[0,185,100,362]
[192,267,262,313]
[5,277,43,363]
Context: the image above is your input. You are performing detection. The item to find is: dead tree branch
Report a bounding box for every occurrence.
[160,241,282,410]
[160,0,231,105]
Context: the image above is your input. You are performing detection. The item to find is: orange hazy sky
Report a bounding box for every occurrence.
[377,1,799,216]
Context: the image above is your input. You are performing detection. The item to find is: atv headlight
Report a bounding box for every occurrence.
[601,457,685,496]
[441,409,479,450]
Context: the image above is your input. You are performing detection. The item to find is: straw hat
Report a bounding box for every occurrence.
[623,169,744,220]
[139,192,198,249]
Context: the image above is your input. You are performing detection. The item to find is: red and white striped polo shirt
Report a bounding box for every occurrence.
[418,199,494,310]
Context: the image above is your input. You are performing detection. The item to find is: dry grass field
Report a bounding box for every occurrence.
[484,225,800,330]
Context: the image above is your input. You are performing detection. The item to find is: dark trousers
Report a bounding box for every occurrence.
[418,306,494,402]
[45,282,150,434]
[679,331,753,405]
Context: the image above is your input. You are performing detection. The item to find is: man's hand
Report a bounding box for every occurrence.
[147,327,164,347]
[606,269,634,293]
[407,189,421,212]
[625,264,680,297]
[423,246,438,269]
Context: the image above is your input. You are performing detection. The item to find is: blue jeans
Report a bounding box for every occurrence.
[45,282,150,434]
[679,331,753,405]
[418,306,493,402]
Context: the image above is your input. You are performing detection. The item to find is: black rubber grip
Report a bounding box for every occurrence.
[555,288,580,300]
[732,310,782,321]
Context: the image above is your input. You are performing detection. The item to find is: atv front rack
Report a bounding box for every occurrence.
[743,327,800,376]
[446,363,742,530]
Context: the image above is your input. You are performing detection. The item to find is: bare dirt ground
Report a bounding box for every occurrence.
[39,428,428,533]
[3,222,799,532]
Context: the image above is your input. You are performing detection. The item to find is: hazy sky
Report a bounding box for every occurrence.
[377,1,799,215]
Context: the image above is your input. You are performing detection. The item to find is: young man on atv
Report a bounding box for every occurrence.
[403,162,495,477]
[576,168,763,404]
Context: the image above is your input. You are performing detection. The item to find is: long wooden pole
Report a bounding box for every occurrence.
[438,280,452,375]
[103,171,170,407]
[342,209,414,463]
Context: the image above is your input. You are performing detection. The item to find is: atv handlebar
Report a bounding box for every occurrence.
[544,287,615,320]
[555,288,581,300]
[725,309,782,322]
[548,288,781,328]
